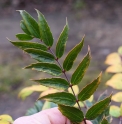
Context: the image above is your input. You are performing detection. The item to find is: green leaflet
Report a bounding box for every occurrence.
[56,19,69,58]
[24,62,62,76]
[36,9,54,46]
[100,118,109,124]
[78,73,101,101]
[24,48,55,63]
[20,20,31,35]
[10,41,47,51]
[63,37,84,71]
[85,94,112,120]
[16,33,33,41]
[19,10,40,38]
[58,105,84,123]
[71,48,91,85]
[33,78,69,90]
[38,92,76,106]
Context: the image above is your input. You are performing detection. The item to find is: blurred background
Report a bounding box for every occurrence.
[0,0,122,123]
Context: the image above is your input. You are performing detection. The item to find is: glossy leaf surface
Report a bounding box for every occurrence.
[33,78,69,90]
[38,92,76,106]
[78,73,101,101]
[19,10,40,38]
[71,49,91,85]
[63,37,84,71]
[24,48,55,62]
[24,62,62,76]
[85,94,112,120]
[56,19,69,58]
[20,20,31,35]
[58,105,84,122]
[16,33,33,41]
[10,41,47,51]
[36,9,53,46]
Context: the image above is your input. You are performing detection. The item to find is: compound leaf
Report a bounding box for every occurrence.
[24,48,55,63]
[85,94,112,120]
[110,105,120,117]
[78,73,101,101]
[58,105,84,123]
[36,9,53,46]
[19,10,40,38]
[10,41,47,51]
[16,33,33,41]
[24,62,62,76]
[56,19,69,58]
[20,20,31,35]
[38,92,76,106]
[63,37,84,71]
[33,78,69,90]
[71,48,91,85]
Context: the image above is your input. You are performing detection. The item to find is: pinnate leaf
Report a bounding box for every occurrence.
[16,33,33,41]
[58,105,84,123]
[56,19,69,58]
[63,37,84,71]
[19,10,40,38]
[85,94,112,120]
[71,48,91,85]
[33,78,69,90]
[24,48,55,62]
[20,20,31,35]
[10,41,47,51]
[78,73,101,101]
[38,92,76,106]
[36,9,54,46]
[112,92,122,102]
[110,105,120,117]
[24,62,62,76]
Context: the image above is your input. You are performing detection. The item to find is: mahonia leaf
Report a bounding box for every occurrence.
[110,105,120,117]
[85,94,112,120]
[38,92,76,106]
[24,48,55,63]
[20,20,31,35]
[112,92,122,102]
[78,72,101,101]
[18,10,40,38]
[56,18,69,58]
[36,9,54,46]
[16,33,33,41]
[100,118,109,124]
[58,105,84,123]
[10,41,47,51]
[24,62,62,76]
[33,78,69,90]
[71,47,91,85]
[63,36,84,71]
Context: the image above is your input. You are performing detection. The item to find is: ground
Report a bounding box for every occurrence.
[0,2,122,123]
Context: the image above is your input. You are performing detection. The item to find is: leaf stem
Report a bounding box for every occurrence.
[48,48,87,124]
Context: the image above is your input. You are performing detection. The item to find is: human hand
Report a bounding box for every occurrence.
[13,107,92,124]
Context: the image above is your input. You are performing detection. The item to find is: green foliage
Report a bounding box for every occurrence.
[9,10,112,124]
[16,33,33,41]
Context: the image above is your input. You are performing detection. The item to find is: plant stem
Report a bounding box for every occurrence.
[48,48,87,124]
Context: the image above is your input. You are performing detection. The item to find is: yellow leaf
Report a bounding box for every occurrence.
[68,85,79,95]
[106,65,122,73]
[106,79,122,90]
[0,115,13,124]
[120,104,122,116]
[112,92,122,102]
[110,105,120,117]
[87,95,94,102]
[105,52,121,65]
[40,89,58,97]
[18,85,48,100]
[111,73,122,80]
[118,46,122,55]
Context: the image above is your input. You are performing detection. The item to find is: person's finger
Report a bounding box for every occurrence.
[13,107,92,124]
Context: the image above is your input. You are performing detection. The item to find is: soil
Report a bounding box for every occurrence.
[0,1,122,123]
